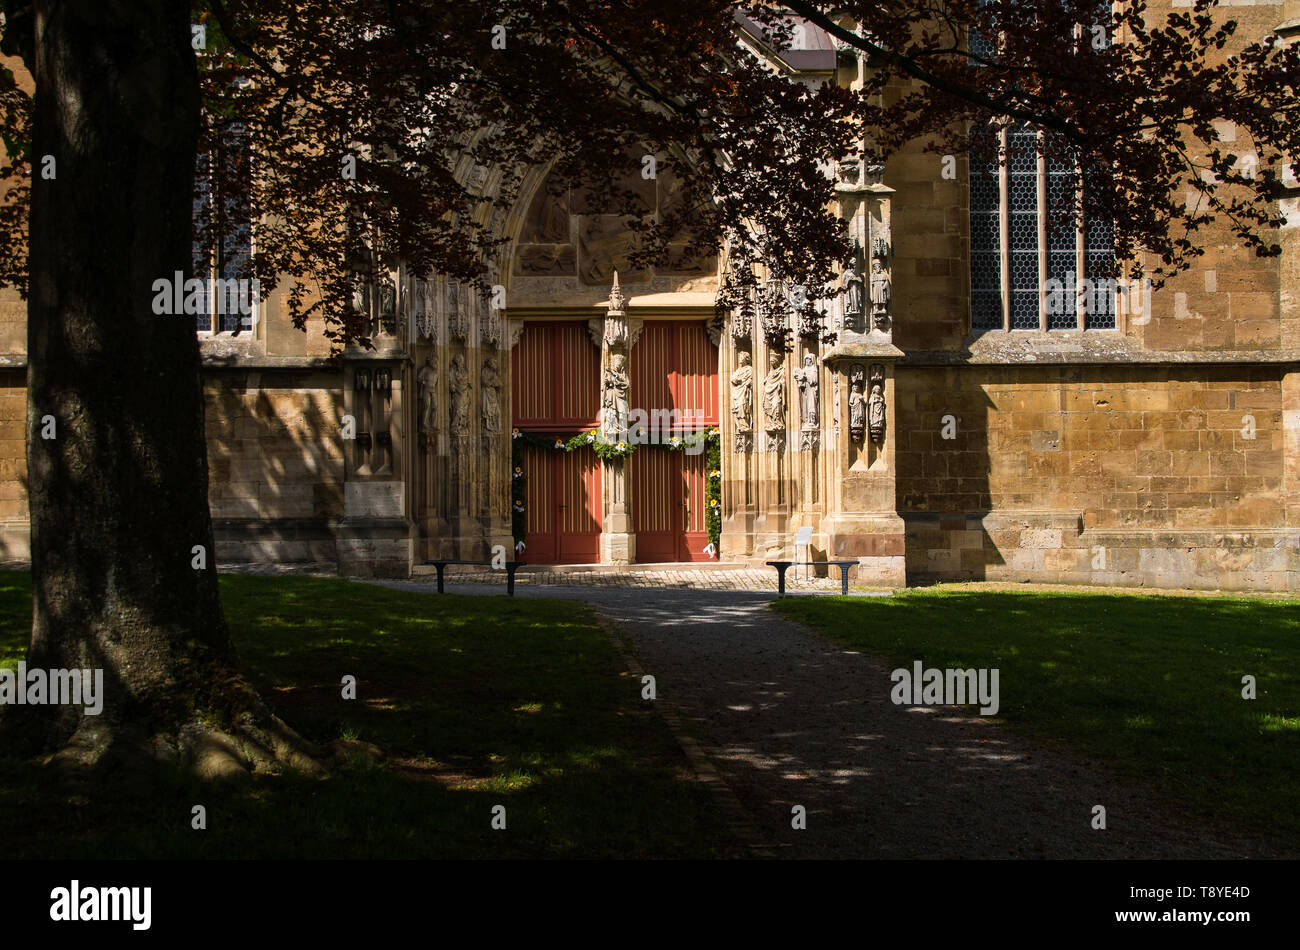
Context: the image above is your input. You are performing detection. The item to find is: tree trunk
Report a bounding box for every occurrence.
[9,0,318,779]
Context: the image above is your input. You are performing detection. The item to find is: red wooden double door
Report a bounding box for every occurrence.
[511,318,717,564]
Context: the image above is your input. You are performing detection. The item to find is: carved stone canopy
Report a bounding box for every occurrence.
[587,315,643,350]
[607,270,627,313]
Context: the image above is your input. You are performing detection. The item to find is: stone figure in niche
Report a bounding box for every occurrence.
[417,356,437,432]
[794,353,819,430]
[848,364,866,443]
[870,258,891,330]
[762,351,785,430]
[350,248,374,322]
[842,265,864,319]
[352,276,370,321]
[378,275,397,334]
[868,382,886,444]
[602,352,630,441]
[481,357,502,433]
[449,353,471,431]
[373,367,391,396]
[730,350,753,433]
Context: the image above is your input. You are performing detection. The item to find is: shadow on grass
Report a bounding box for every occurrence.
[776,587,1300,848]
[0,572,730,859]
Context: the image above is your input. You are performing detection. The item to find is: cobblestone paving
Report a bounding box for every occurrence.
[219,562,855,592]
[364,577,1293,860]
[426,566,850,592]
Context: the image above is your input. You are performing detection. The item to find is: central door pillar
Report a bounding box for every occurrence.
[595,274,635,564]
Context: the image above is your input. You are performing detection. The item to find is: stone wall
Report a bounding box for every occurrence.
[897,364,1299,590]
[204,368,345,563]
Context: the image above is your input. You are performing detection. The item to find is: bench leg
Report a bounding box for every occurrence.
[507,564,517,597]
[776,565,788,597]
[436,564,446,594]
[840,565,850,596]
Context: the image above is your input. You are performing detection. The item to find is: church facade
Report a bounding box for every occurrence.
[0,3,1297,592]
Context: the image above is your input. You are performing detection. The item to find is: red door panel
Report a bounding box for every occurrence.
[557,447,601,563]
[680,450,709,562]
[512,321,599,428]
[524,446,602,565]
[631,448,677,562]
[523,444,557,563]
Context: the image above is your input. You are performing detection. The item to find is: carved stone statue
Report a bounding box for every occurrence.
[868,382,886,444]
[378,274,397,334]
[602,352,630,441]
[731,350,753,434]
[352,278,370,321]
[762,351,785,431]
[848,364,866,443]
[795,353,819,431]
[481,357,502,433]
[449,353,471,431]
[350,250,373,324]
[843,266,864,319]
[417,356,437,432]
[870,257,891,330]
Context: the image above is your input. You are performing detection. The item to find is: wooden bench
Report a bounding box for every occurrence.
[423,559,526,596]
[765,560,859,596]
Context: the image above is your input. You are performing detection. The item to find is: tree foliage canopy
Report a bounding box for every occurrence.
[1,0,1296,350]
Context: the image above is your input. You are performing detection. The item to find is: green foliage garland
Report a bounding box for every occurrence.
[704,430,722,554]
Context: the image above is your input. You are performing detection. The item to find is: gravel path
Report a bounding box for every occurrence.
[364,579,1293,859]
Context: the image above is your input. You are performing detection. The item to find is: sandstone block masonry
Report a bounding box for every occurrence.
[897,365,1300,591]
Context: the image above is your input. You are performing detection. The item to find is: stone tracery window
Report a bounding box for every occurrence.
[192,126,256,334]
[968,0,1117,334]
[969,125,1117,335]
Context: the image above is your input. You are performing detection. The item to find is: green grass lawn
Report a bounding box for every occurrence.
[0,571,731,859]
[776,587,1300,848]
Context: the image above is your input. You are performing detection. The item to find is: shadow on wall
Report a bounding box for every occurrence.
[896,364,999,583]
[0,366,347,567]
[203,368,345,564]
